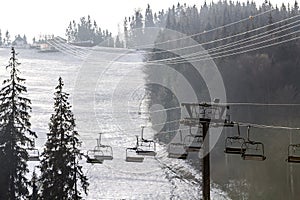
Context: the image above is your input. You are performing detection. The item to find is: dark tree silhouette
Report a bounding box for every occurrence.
[0,47,36,199]
[39,77,88,200]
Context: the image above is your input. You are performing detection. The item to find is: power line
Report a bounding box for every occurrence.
[134,8,275,48]
[161,34,300,64]
[148,18,300,63]
[156,29,300,64]
[143,15,300,60]
[47,9,277,59]
[88,31,299,65]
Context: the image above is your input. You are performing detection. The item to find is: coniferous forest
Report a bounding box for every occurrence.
[0,0,300,199]
[124,1,300,199]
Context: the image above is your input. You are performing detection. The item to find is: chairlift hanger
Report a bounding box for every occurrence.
[95,133,113,160]
[27,139,40,162]
[134,127,157,156]
[287,144,300,163]
[135,133,157,156]
[86,133,113,164]
[167,130,188,159]
[125,147,144,163]
[86,148,104,164]
[241,126,266,161]
[224,124,246,155]
[184,135,202,152]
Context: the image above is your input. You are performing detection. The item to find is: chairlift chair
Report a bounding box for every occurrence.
[136,127,156,156]
[27,139,40,161]
[224,124,246,155]
[95,133,113,160]
[168,143,188,159]
[167,130,188,159]
[241,126,266,161]
[86,133,113,164]
[184,135,202,152]
[184,126,202,152]
[86,146,104,164]
[125,147,144,163]
[287,144,300,163]
[28,148,40,161]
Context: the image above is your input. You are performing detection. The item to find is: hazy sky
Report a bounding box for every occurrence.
[0,0,295,42]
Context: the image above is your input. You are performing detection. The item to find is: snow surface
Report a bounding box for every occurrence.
[0,47,230,199]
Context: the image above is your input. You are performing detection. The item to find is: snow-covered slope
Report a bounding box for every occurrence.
[0,48,229,199]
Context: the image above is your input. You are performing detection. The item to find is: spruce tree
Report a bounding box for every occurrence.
[39,77,88,200]
[29,169,39,200]
[0,47,36,199]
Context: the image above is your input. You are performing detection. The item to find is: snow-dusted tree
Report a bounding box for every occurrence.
[0,47,36,199]
[39,77,88,200]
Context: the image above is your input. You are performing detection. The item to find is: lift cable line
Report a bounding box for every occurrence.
[47,9,277,59]
[140,102,300,115]
[161,28,300,64]
[151,34,300,64]
[91,33,300,65]
[134,8,275,48]
[69,13,299,61]
[34,101,300,141]
[234,122,300,130]
[34,127,199,141]
[147,19,300,63]
[47,11,297,66]
[109,13,299,57]
[141,15,300,59]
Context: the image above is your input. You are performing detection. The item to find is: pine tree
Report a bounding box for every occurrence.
[115,35,123,48]
[29,169,39,200]
[145,4,155,27]
[0,47,36,199]
[39,77,88,200]
[0,30,2,46]
[5,30,10,46]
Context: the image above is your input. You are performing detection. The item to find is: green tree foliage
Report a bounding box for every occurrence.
[0,47,36,199]
[39,77,88,200]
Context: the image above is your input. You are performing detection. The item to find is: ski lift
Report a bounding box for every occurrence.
[287,144,300,163]
[168,130,188,159]
[27,139,40,161]
[224,124,246,155]
[86,133,113,163]
[96,133,113,160]
[86,147,104,164]
[184,126,202,152]
[168,143,188,159]
[241,126,266,161]
[125,147,144,163]
[136,127,156,156]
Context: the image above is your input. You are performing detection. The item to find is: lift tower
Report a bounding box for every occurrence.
[181,101,233,200]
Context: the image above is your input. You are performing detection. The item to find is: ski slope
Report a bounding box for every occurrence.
[0,47,229,199]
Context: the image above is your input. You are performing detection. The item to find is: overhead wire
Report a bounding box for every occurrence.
[155,34,300,64]
[141,14,300,60]
[147,18,300,63]
[234,121,300,130]
[46,8,277,59]
[161,28,300,64]
[134,8,275,48]
[108,11,295,57]
[86,32,299,65]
